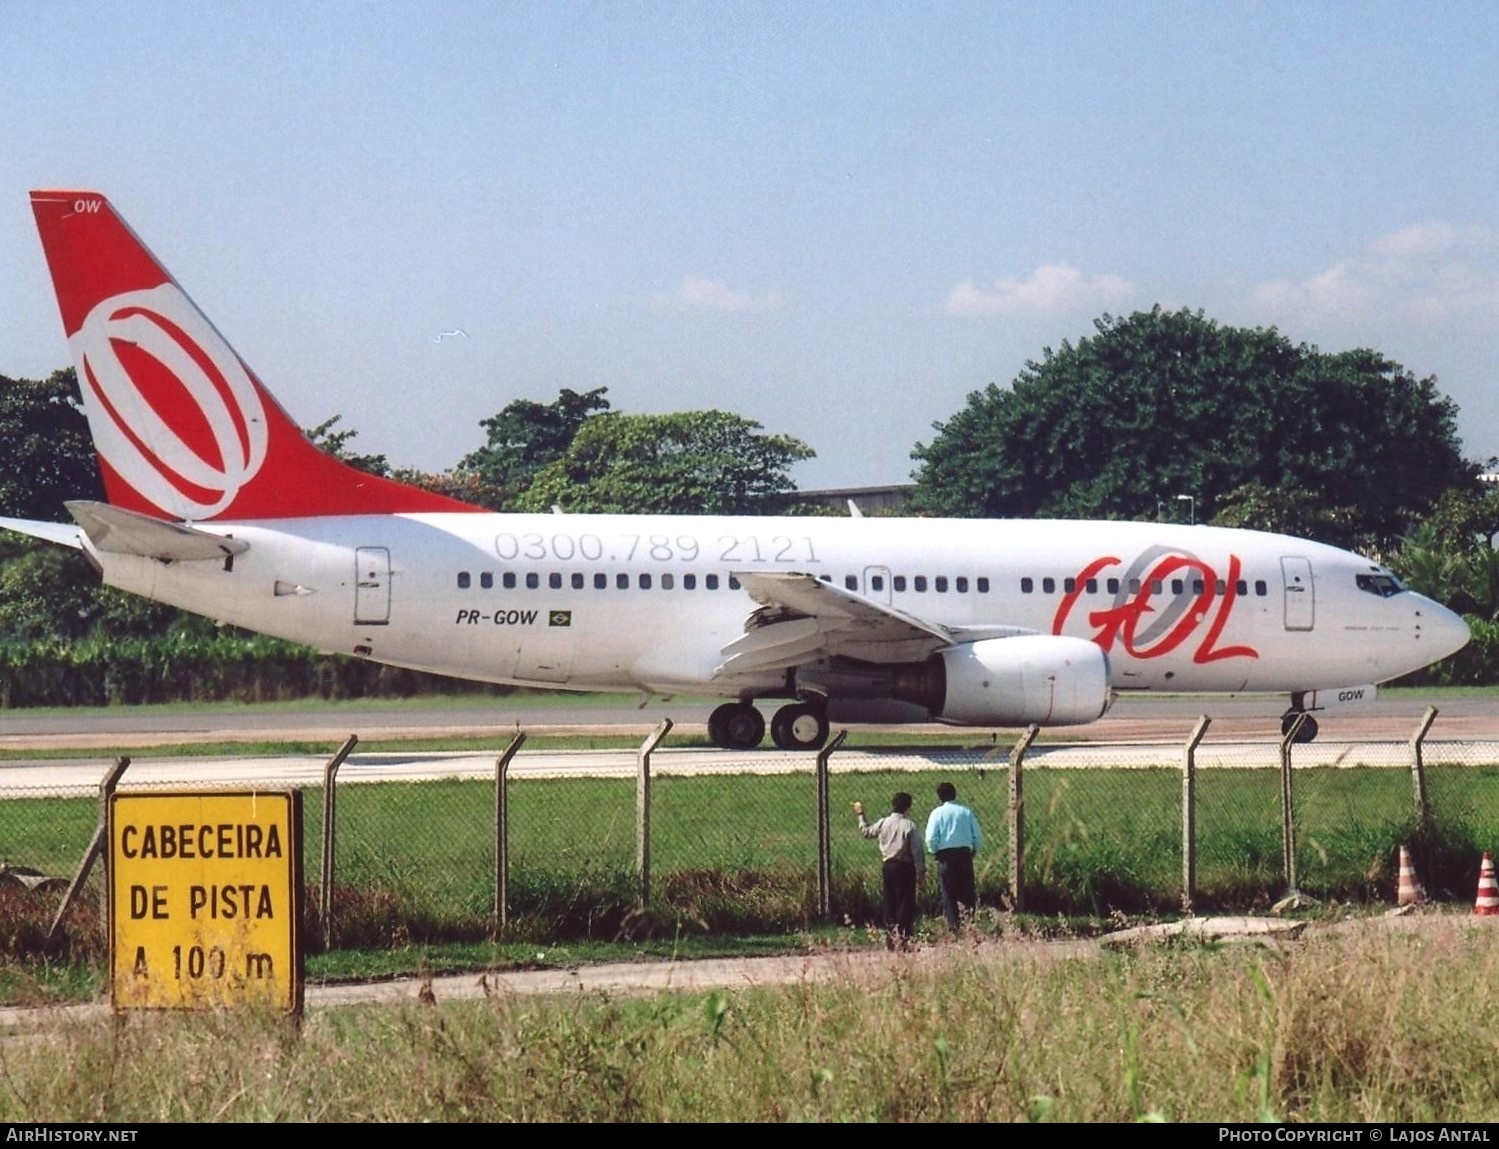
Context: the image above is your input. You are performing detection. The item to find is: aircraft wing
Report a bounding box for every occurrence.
[718,570,1033,676]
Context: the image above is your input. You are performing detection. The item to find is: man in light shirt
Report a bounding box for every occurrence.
[853,791,926,948]
[924,780,983,932]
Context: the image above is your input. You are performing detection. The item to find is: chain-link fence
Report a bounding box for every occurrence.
[8,710,1499,951]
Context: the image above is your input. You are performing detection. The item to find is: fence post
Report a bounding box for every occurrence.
[50,756,130,943]
[1181,717,1211,915]
[636,720,672,910]
[1008,725,1040,913]
[493,732,526,934]
[319,734,359,953]
[1408,706,1437,833]
[1276,714,1311,909]
[816,729,848,921]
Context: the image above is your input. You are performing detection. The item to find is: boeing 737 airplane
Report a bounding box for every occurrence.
[1,191,1472,749]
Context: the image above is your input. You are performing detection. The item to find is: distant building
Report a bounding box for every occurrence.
[799,484,915,515]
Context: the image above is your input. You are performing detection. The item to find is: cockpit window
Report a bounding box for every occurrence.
[1357,573,1406,598]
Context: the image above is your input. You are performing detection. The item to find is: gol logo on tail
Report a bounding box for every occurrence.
[71,284,269,518]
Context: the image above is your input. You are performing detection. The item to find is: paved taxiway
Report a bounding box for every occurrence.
[1,691,1496,796]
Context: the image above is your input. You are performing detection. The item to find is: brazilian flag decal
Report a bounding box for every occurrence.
[549,610,572,628]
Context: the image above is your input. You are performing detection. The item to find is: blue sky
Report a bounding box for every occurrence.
[3,2,1497,489]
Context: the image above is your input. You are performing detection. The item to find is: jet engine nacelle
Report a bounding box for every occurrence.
[932,635,1111,726]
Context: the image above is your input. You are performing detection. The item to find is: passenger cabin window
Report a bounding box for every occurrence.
[729,575,741,590]
[616,573,629,590]
[707,574,720,590]
[935,576,948,592]
[572,573,585,589]
[914,576,928,592]
[1085,579,1097,594]
[1042,577,1055,594]
[845,575,858,590]
[894,576,907,592]
[526,573,539,589]
[640,574,652,589]
[457,572,471,589]
[871,575,885,592]
[1063,577,1075,593]
[1255,580,1268,596]
[503,573,516,589]
[549,573,562,590]
[594,573,607,589]
[684,574,697,590]
[1021,577,1034,593]
[976,577,989,593]
[480,572,493,589]
[662,573,675,590]
[955,577,967,593]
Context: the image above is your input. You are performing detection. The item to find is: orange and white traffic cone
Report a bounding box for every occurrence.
[1397,845,1425,906]
[1475,853,1499,916]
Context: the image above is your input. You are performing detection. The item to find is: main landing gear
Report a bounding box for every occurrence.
[707,700,830,751]
[707,702,764,751]
[770,702,830,751]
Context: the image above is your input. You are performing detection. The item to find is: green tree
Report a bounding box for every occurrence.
[911,307,1473,548]
[0,369,103,520]
[517,410,814,514]
[305,415,391,476]
[458,387,612,504]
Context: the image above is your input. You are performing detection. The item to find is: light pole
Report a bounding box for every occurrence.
[1176,494,1196,526]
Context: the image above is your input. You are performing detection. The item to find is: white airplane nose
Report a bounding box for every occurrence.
[1415,596,1471,662]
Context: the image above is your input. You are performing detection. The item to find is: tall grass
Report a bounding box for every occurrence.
[3,920,1499,1120]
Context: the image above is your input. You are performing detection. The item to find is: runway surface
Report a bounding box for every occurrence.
[0,690,1495,796]
[2,689,1496,750]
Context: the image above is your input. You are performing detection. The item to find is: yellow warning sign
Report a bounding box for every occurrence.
[109,791,302,1012]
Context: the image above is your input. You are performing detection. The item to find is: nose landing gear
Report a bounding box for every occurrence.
[1280,711,1319,743]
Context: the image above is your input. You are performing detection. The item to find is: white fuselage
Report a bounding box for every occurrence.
[86,512,1470,704]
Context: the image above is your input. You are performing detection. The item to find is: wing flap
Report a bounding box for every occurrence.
[717,571,955,677]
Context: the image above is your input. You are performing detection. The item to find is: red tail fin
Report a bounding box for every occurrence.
[30,191,482,521]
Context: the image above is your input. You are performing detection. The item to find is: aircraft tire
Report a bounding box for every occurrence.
[709,702,765,751]
[1280,713,1319,743]
[770,703,829,751]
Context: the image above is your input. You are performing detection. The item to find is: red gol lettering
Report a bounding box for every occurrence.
[1052,552,1258,665]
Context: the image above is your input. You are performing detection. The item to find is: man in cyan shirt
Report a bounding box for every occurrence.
[924,780,983,931]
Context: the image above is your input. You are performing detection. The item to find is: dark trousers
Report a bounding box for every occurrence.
[935,847,976,930]
[881,858,917,945]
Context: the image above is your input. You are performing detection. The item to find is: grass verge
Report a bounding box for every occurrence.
[3,919,1499,1120]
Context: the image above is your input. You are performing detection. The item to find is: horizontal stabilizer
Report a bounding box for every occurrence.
[64,500,249,562]
[0,516,84,549]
